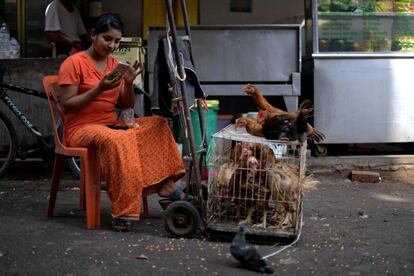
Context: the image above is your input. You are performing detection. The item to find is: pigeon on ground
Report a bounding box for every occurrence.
[230,224,274,274]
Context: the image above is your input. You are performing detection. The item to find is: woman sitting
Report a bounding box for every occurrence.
[57,13,186,231]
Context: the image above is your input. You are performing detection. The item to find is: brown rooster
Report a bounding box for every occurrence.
[242,84,325,143]
[229,165,270,226]
[236,113,309,142]
[264,163,319,229]
[220,142,271,225]
[235,117,264,137]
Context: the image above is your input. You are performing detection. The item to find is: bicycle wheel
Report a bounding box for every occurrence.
[0,111,18,179]
[54,116,81,178]
[67,156,81,178]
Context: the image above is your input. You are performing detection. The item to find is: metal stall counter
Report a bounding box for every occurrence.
[147,25,303,114]
[303,0,414,155]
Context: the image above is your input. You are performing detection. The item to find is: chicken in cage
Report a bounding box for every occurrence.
[207,125,318,237]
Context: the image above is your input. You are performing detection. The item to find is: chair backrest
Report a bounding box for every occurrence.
[42,75,65,149]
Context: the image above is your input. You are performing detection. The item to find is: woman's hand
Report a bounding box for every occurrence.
[118,61,140,108]
[59,72,122,114]
[123,60,142,85]
[98,73,123,92]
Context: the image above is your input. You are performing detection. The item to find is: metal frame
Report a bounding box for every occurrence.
[0,83,47,139]
[206,125,308,238]
[165,0,206,222]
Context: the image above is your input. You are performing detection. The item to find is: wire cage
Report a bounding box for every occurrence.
[206,124,307,238]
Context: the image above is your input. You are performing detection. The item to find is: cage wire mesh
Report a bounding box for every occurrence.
[206,125,307,237]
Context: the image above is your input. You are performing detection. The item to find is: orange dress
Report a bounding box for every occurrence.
[58,51,185,219]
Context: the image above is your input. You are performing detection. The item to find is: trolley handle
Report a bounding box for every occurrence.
[194,98,208,112]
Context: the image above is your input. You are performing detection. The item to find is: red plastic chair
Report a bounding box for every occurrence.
[43,75,101,229]
[43,75,155,229]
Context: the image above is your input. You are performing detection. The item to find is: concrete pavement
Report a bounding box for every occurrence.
[0,160,413,275]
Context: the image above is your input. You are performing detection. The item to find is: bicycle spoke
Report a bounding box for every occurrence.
[68,156,81,178]
[0,111,17,179]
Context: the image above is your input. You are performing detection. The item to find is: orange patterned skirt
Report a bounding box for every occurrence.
[69,116,185,219]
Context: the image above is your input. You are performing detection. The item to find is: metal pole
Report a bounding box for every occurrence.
[179,0,195,65]
[196,100,207,152]
[180,0,205,154]
[180,0,192,40]
[17,0,26,57]
[165,0,205,219]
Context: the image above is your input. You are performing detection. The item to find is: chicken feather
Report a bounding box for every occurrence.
[243,84,326,142]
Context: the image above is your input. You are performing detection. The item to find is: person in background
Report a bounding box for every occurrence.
[45,0,87,56]
[57,13,186,231]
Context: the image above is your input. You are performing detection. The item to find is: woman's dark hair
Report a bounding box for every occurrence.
[94,13,123,35]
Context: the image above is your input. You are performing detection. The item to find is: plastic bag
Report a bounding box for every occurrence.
[121,108,139,128]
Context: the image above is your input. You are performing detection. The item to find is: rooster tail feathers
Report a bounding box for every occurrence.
[314,129,326,142]
[298,99,313,112]
[297,112,308,134]
[307,127,326,143]
[297,115,308,142]
[298,100,314,120]
[302,174,320,194]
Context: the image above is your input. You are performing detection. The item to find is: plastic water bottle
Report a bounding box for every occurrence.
[121,108,139,128]
[0,22,10,59]
[0,23,10,41]
[9,37,20,58]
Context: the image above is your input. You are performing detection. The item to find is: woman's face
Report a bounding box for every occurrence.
[92,27,122,57]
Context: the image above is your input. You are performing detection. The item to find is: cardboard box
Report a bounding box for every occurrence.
[112,37,145,88]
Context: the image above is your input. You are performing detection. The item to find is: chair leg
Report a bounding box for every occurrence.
[79,158,85,210]
[84,150,101,229]
[142,196,149,218]
[47,154,66,217]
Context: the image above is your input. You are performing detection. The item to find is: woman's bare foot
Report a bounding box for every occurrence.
[158,178,185,200]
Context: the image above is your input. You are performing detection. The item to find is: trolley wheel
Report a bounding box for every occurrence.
[163,201,200,237]
[312,144,328,157]
[0,111,18,179]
